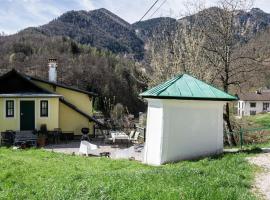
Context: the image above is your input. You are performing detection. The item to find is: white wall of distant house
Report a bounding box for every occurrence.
[143,99,225,166]
[238,100,270,117]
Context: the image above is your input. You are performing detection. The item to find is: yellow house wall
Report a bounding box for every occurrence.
[33,81,93,116]
[0,97,59,132]
[59,102,93,135]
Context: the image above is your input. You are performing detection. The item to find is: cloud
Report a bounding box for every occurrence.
[79,0,95,10]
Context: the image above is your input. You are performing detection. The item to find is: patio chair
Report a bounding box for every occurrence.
[128,130,135,140]
[130,131,140,143]
[1,130,15,146]
[103,130,113,144]
[53,128,62,144]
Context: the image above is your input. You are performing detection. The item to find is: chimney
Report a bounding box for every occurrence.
[256,90,261,94]
[48,58,57,82]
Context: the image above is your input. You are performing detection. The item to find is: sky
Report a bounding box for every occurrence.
[0,0,270,34]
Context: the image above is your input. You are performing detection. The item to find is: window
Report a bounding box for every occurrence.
[6,100,14,117]
[263,103,269,111]
[250,102,256,108]
[250,110,256,115]
[40,100,48,117]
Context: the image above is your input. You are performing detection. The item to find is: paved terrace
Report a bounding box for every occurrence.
[44,140,144,162]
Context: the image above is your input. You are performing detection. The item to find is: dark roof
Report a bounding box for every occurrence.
[238,91,270,101]
[28,76,97,97]
[0,69,54,94]
[140,74,238,101]
[60,98,104,126]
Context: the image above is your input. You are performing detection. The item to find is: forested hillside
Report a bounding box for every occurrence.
[0,32,146,115]
[20,8,145,60]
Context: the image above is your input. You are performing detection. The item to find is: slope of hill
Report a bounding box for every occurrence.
[132,17,177,40]
[20,8,145,60]
[178,7,270,42]
[15,7,270,61]
[0,32,146,115]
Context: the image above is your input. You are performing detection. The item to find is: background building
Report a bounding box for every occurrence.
[238,90,270,117]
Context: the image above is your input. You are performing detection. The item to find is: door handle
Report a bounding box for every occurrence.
[21,113,23,116]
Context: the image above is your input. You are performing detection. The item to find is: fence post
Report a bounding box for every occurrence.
[240,128,243,149]
[144,128,146,142]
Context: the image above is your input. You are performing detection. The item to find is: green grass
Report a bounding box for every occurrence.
[0,148,258,200]
[245,113,270,127]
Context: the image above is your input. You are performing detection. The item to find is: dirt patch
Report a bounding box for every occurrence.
[248,152,270,200]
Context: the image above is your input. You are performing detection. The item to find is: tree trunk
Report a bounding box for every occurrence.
[224,103,237,146]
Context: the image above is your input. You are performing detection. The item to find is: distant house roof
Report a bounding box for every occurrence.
[238,91,270,101]
[140,74,238,101]
[0,69,53,94]
[28,76,97,97]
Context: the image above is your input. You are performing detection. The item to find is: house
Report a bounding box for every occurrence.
[140,74,237,166]
[237,90,270,117]
[0,59,103,136]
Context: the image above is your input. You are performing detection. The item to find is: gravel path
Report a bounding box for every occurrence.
[248,149,270,200]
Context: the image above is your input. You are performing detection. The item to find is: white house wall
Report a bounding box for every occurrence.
[237,100,270,117]
[144,99,225,166]
[143,99,164,165]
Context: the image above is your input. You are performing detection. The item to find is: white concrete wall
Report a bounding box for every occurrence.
[144,99,225,166]
[237,100,270,117]
[143,99,164,165]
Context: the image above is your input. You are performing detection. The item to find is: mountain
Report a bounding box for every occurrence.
[20,8,145,60]
[235,8,270,38]
[133,17,177,40]
[15,7,270,61]
[178,7,270,42]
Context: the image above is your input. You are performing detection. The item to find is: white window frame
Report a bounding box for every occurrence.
[39,99,50,118]
[4,99,16,119]
[250,102,256,108]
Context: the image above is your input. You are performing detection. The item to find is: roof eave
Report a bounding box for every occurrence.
[29,76,98,97]
[141,95,238,101]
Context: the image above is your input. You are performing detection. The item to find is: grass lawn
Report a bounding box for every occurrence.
[245,113,270,127]
[0,148,258,200]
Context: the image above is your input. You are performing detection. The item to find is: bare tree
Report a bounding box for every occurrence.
[148,10,211,87]
[195,0,266,145]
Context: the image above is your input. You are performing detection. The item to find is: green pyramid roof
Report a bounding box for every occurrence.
[140,74,238,101]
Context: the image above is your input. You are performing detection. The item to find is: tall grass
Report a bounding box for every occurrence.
[0,148,257,200]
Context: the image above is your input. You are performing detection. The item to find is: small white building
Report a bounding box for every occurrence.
[140,74,237,166]
[237,90,270,117]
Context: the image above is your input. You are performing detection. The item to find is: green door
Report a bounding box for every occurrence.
[20,101,35,130]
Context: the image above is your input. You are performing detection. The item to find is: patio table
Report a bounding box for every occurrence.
[110,131,129,143]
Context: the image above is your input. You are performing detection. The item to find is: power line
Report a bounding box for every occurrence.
[138,0,160,22]
[148,0,167,19]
